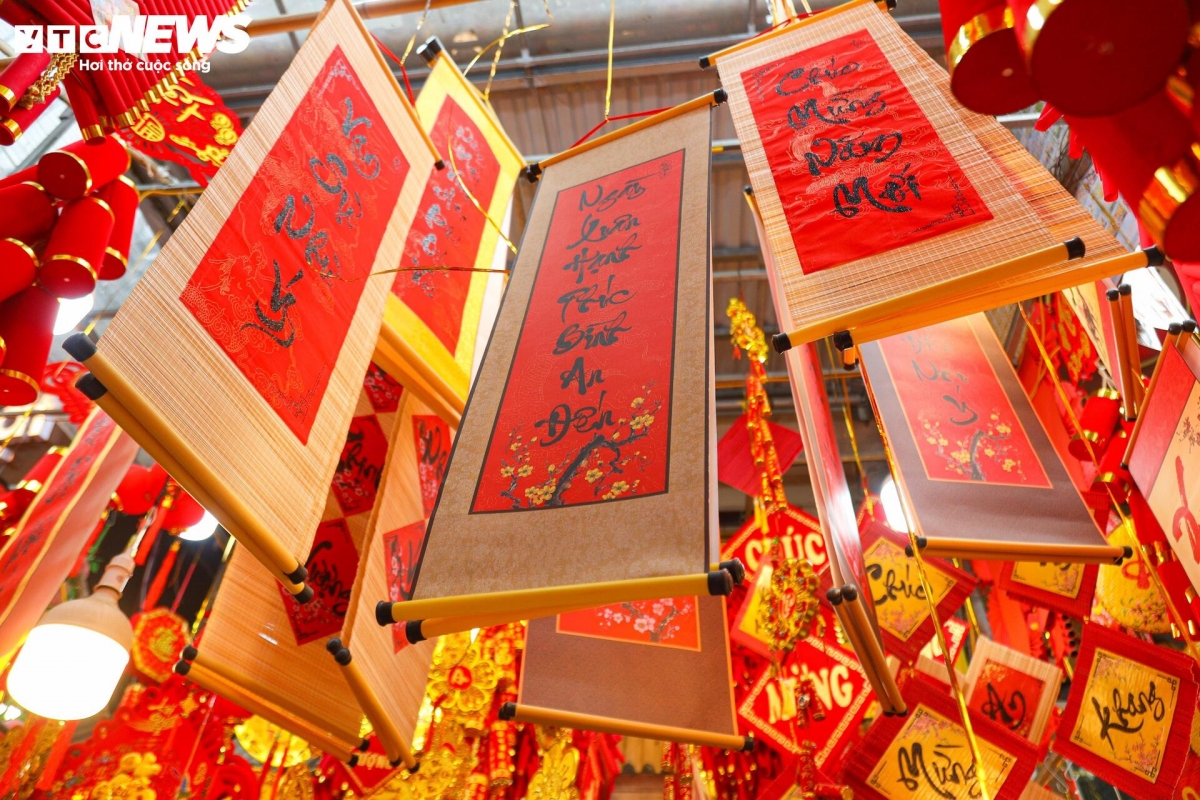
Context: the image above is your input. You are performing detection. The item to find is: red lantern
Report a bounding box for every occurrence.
[0,238,37,307]
[0,52,50,116]
[0,86,60,147]
[941,0,1037,115]
[37,136,129,200]
[17,446,67,494]
[161,489,205,533]
[0,181,57,243]
[1008,0,1190,116]
[0,285,56,406]
[96,175,138,281]
[1068,91,1200,262]
[113,463,170,516]
[40,195,113,299]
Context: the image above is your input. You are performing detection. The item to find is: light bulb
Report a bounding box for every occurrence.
[179,510,218,541]
[880,476,911,533]
[53,294,94,335]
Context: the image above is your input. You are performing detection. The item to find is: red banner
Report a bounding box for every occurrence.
[394,95,503,354]
[737,29,990,273]
[717,413,805,498]
[363,362,404,413]
[383,520,426,652]
[125,73,243,186]
[180,46,409,443]
[0,409,137,659]
[414,414,451,516]
[471,151,685,512]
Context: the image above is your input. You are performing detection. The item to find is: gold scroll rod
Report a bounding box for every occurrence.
[246,0,478,37]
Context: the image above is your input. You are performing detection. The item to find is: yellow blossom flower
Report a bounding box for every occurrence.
[501,466,514,477]
[586,468,603,483]
[518,464,532,477]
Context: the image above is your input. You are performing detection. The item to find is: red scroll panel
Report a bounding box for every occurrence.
[471,151,684,512]
[414,414,451,516]
[738,29,990,273]
[394,96,501,355]
[859,313,1109,555]
[557,597,701,651]
[181,46,409,444]
[0,408,138,659]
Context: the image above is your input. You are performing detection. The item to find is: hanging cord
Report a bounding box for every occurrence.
[373,34,418,106]
[169,544,204,615]
[604,0,615,120]
[445,106,518,255]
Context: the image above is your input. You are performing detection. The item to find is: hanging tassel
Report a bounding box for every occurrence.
[145,538,181,609]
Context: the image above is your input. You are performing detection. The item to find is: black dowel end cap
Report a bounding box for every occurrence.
[882,708,895,717]
[826,587,843,605]
[407,759,420,774]
[326,638,342,655]
[698,55,711,69]
[182,645,198,661]
[334,647,352,666]
[832,330,854,352]
[1184,320,1198,333]
[416,36,443,65]
[434,159,446,171]
[1119,283,1132,296]
[75,374,107,400]
[498,702,517,721]
[885,0,897,9]
[62,332,97,361]
[174,660,191,676]
[405,620,427,644]
[523,163,542,183]
[376,601,395,626]
[713,87,728,105]
[771,332,793,353]
[743,185,753,196]
[895,707,909,718]
[1144,245,1166,267]
[708,569,734,596]
[1118,546,1134,564]
[721,558,747,586]
[1170,322,1184,335]
[741,736,755,752]
[293,585,314,605]
[285,562,308,584]
[1106,287,1121,301]
[841,584,859,602]
[1065,236,1086,260]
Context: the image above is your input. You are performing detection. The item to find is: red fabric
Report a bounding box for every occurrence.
[0,285,57,406]
[41,194,113,298]
[1069,391,1121,461]
[738,28,991,273]
[278,518,359,646]
[1008,0,1189,117]
[717,413,805,497]
[0,51,50,115]
[96,176,137,280]
[0,181,56,243]
[37,135,128,199]
[0,166,37,190]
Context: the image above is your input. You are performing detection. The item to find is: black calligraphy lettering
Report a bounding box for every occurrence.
[867,562,928,606]
[1092,682,1168,750]
[578,178,647,213]
[533,391,616,447]
[788,91,886,130]
[832,164,921,218]
[980,683,1027,732]
[804,132,904,177]
[554,311,632,355]
[560,356,606,396]
[562,235,642,284]
[557,274,634,323]
[242,259,300,347]
[775,57,860,96]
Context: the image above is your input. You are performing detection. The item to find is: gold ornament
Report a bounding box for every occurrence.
[234,717,313,769]
[1097,519,1170,634]
[90,752,161,800]
[755,548,822,659]
[425,633,499,721]
[20,53,77,108]
[526,727,581,800]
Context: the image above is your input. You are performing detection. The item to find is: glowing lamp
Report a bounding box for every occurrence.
[879,476,911,533]
[178,509,218,542]
[7,554,133,720]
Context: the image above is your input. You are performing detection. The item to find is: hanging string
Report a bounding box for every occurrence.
[446,108,518,255]
[373,33,418,106]
[1017,300,1200,664]
[169,545,203,615]
[604,0,616,120]
[820,339,872,504]
[464,23,552,80]
[569,106,670,149]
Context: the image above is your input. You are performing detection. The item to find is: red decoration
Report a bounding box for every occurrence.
[161,489,206,533]
[0,180,56,243]
[96,175,138,280]
[37,136,129,199]
[40,194,113,299]
[40,362,95,424]
[717,413,804,498]
[383,520,426,652]
[179,48,409,444]
[0,86,59,147]
[363,361,404,412]
[124,73,243,186]
[1069,388,1122,461]
[130,608,191,684]
[998,558,1098,619]
[278,518,360,646]
[0,285,58,406]
[737,28,991,273]
[0,52,50,116]
[722,504,828,580]
[113,463,170,517]
[473,151,683,511]
[941,0,1037,115]
[1008,0,1189,117]
[0,237,37,307]
[332,415,389,516]
[414,414,451,516]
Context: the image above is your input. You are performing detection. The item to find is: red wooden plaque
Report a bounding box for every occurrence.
[181,46,409,443]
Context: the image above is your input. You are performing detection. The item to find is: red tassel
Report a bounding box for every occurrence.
[145,539,181,609]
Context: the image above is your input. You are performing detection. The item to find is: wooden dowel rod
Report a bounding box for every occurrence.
[828,590,895,715]
[328,642,416,770]
[380,569,732,624]
[531,91,725,176]
[377,322,466,416]
[75,375,311,599]
[701,0,887,68]
[817,247,1157,348]
[408,602,600,642]
[1119,284,1145,410]
[914,537,1129,564]
[1109,288,1137,422]
[246,0,476,38]
[500,703,753,751]
[1122,323,1183,467]
[842,586,906,714]
[179,661,359,763]
[65,335,309,584]
[775,239,1087,350]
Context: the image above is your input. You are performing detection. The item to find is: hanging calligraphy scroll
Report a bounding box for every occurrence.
[861,522,976,664]
[375,93,731,637]
[859,313,1122,563]
[0,408,136,661]
[963,639,1062,745]
[1127,336,1200,603]
[1054,624,1197,800]
[69,0,436,601]
[711,0,1139,349]
[721,504,827,581]
[123,73,243,186]
[843,676,1038,800]
[373,38,522,425]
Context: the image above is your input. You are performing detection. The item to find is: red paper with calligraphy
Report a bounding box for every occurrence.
[384,520,426,652]
[278,519,359,646]
[722,504,827,580]
[471,151,684,512]
[124,73,243,186]
[877,317,1050,486]
[966,657,1050,742]
[180,47,409,443]
[363,362,404,412]
[414,414,451,517]
[738,29,990,273]
[332,415,389,516]
[557,596,700,650]
[393,97,501,353]
[0,409,137,659]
